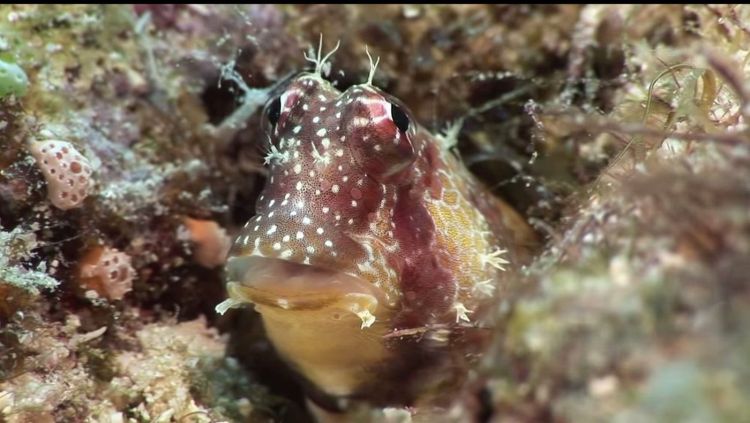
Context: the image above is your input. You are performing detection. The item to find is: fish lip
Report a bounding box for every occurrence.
[225,255,388,312]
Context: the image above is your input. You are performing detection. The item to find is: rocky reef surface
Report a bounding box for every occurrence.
[1,5,749,422]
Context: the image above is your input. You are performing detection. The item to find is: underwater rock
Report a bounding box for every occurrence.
[0,59,28,98]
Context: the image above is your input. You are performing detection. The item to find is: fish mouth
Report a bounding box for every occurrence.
[225,255,388,315]
[225,255,392,397]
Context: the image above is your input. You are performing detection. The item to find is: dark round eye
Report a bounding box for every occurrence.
[390,103,410,132]
[267,96,281,126]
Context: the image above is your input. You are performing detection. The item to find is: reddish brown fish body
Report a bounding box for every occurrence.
[221,70,536,408]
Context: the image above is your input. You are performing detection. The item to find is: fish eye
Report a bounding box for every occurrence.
[389,103,410,133]
[267,96,282,126]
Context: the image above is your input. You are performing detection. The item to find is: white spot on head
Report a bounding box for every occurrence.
[293,125,302,134]
[313,116,320,123]
[322,138,331,148]
[335,149,344,157]
[352,116,369,127]
[307,246,315,254]
[294,164,302,174]
[296,231,304,239]
[332,184,340,193]
[302,216,311,225]
[351,200,358,207]
[325,240,333,248]
[322,207,330,214]
[267,225,277,235]
[303,104,309,111]
[316,227,324,234]
[273,242,281,250]
[282,235,290,242]
[316,128,327,137]
[281,249,293,259]
[296,181,303,191]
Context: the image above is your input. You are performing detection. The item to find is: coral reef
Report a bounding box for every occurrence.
[0,4,748,422]
[477,4,750,422]
[0,314,275,422]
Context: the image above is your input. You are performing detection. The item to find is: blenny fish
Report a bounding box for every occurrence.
[218,42,537,413]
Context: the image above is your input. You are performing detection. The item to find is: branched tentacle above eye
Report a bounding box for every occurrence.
[304,33,341,77]
[365,45,380,86]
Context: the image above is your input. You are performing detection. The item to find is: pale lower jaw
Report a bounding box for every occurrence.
[223,255,392,397]
[223,255,389,327]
